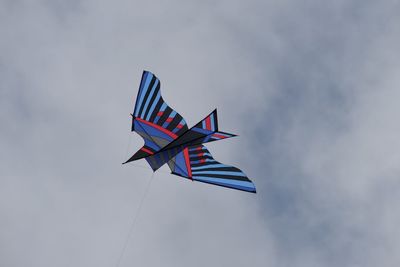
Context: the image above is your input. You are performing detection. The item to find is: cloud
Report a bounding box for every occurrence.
[231,1,400,266]
[1,0,400,266]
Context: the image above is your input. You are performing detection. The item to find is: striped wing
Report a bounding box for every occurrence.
[168,145,256,193]
[124,71,189,164]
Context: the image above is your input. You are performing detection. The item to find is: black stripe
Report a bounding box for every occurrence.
[149,97,164,123]
[157,106,172,126]
[189,155,214,161]
[192,173,249,181]
[143,82,160,120]
[216,131,236,137]
[138,76,156,117]
[213,110,218,131]
[175,125,188,136]
[190,161,217,168]
[192,167,239,172]
[189,148,208,155]
[167,113,181,131]
[188,145,203,152]
[189,151,205,156]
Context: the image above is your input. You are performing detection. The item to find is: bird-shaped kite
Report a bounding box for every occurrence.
[124,71,256,193]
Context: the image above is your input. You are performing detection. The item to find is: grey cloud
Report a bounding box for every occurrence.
[231,1,400,266]
[1,1,400,267]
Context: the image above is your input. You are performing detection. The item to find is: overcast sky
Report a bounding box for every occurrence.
[1,1,400,266]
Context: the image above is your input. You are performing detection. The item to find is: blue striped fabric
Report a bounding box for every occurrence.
[167,144,256,193]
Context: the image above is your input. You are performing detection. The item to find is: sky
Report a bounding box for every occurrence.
[1,0,400,266]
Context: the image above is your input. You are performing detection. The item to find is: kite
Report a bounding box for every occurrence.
[123,71,256,193]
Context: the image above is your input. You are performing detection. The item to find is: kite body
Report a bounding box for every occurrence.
[124,71,256,193]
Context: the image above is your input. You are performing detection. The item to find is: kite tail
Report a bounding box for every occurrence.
[193,109,237,140]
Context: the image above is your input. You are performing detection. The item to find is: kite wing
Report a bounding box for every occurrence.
[124,71,189,164]
[167,145,256,193]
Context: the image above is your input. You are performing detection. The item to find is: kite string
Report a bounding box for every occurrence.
[115,171,155,267]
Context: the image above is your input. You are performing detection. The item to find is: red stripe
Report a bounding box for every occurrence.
[157,111,163,116]
[176,123,184,129]
[199,159,205,163]
[197,152,204,157]
[166,117,173,122]
[205,117,211,130]
[183,148,192,179]
[135,117,178,139]
[212,133,227,139]
[196,146,202,151]
[141,147,154,155]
